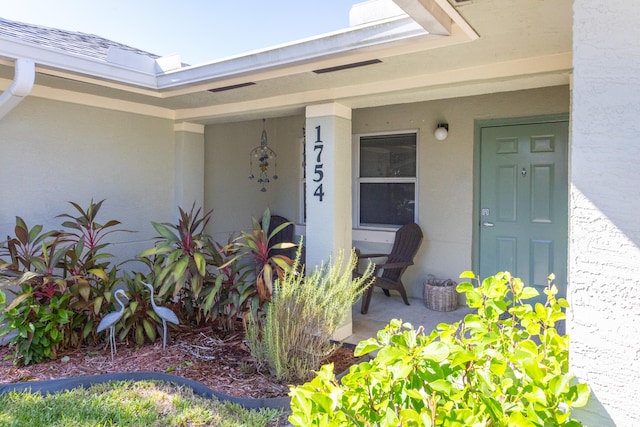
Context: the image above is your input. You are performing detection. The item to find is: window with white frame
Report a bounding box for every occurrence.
[355,131,418,228]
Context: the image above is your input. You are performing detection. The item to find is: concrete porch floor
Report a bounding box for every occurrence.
[345,291,474,345]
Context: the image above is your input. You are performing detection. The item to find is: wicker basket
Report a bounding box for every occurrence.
[423,276,458,312]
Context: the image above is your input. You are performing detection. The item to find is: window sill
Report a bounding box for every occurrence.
[294,225,395,244]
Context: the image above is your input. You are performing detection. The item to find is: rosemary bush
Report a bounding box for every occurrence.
[246,245,373,382]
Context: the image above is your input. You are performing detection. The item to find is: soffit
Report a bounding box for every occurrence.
[0,0,572,123]
[174,0,573,123]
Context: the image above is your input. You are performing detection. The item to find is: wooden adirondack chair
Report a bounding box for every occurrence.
[357,222,423,314]
[264,214,295,259]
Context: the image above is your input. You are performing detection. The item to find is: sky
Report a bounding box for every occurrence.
[1,0,358,65]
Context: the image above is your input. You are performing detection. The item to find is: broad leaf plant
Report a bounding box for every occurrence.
[289,272,590,427]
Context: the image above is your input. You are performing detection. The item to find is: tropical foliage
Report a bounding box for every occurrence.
[135,204,222,324]
[0,200,128,364]
[0,272,72,365]
[226,208,296,312]
[289,272,590,426]
[0,202,301,365]
[117,271,160,346]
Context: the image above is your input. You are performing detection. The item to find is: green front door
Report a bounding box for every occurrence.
[479,119,568,298]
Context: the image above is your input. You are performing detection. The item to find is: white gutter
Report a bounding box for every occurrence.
[157,15,431,89]
[0,58,35,120]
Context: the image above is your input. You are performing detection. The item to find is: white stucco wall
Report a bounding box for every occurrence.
[204,117,304,243]
[174,124,205,212]
[204,87,570,298]
[0,97,178,265]
[352,86,570,298]
[570,1,640,426]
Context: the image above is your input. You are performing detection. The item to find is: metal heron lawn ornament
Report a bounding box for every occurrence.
[143,282,180,349]
[96,289,128,361]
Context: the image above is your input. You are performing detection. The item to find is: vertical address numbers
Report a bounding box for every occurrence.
[313,125,325,201]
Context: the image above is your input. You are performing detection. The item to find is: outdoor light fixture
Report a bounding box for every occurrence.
[434,123,449,141]
[248,119,278,192]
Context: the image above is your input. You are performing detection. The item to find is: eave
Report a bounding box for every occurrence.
[0,0,477,98]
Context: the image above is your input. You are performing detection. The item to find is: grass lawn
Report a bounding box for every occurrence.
[0,380,282,427]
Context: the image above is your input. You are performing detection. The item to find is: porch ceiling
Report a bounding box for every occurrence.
[0,0,572,124]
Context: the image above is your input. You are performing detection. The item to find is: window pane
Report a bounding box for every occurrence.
[360,183,415,226]
[360,134,416,178]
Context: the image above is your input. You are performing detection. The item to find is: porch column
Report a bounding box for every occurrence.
[305,103,353,340]
[174,122,205,211]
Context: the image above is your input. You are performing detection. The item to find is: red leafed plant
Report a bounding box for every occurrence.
[224,208,296,313]
[136,204,222,324]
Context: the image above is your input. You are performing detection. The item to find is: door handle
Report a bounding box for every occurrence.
[482,221,495,228]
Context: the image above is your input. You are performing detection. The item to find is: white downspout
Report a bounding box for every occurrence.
[0,59,35,120]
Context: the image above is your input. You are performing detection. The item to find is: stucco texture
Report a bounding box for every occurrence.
[352,86,570,298]
[204,117,304,244]
[0,97,177,264]
[570,0,640,425]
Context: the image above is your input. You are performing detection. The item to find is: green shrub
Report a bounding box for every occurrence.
[227,208,296,313]
[136,204,272,328]
[117,271,160,346]
[57,199,131,347]
[246,245,373,382]
[0,203,305,364]
[0,273,72,365]
[289,272,590,426]
[136,204,220,323]
[0,201,128,363]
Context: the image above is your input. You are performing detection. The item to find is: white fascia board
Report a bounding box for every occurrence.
[393,0,450,35]
[394,0,478,40]
[0,37,159,89]
[156,15,430,89]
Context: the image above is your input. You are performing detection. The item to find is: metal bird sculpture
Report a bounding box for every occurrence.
[143,282,180,349]
[96,289,128,361]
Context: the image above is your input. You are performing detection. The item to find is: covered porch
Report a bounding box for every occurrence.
[347,291,473,345]
[205,84,569,339]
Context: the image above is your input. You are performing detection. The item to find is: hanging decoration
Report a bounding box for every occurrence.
[248,119,278,192]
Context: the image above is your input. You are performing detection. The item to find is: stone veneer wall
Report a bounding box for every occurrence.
[570,1,640,425]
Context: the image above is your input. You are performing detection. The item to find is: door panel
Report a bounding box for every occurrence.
[531,164,553,222]
[479,121,568,298]
[497,165,517,222]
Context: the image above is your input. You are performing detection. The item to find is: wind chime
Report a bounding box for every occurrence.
[248,119,278,192]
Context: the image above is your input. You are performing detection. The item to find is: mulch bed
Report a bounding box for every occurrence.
[0,325,361,399]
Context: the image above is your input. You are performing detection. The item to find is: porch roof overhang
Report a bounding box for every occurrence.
[0,0,573,125]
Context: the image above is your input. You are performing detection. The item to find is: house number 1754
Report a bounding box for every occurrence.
[313,125,325,201]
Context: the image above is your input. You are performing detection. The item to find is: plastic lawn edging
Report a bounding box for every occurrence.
[0,371,291,411]
[0,342,362,412]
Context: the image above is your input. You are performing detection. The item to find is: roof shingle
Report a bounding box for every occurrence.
[0,16,159,62]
